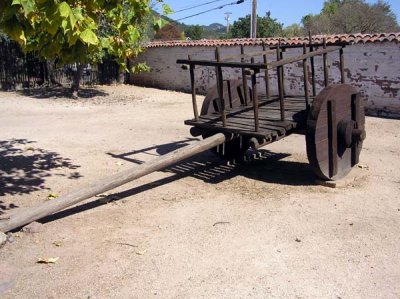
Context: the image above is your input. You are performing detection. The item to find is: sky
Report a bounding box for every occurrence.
[159,0,400,27]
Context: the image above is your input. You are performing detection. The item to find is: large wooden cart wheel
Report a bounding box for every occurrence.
[306,84,366,181]
[201,79,252,161]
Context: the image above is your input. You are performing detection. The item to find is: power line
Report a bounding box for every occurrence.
[175,0,245,22]
[173,0,226,14]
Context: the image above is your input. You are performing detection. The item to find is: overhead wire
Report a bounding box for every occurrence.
[173,0,226,14]
[175,0,246,21]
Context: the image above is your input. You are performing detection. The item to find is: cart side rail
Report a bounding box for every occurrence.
[176,46,342,70]
[178,42,346,133]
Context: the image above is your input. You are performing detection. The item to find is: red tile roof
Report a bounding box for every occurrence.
[146,32,400,48]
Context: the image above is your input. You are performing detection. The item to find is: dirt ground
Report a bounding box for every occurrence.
[0,85,399,298]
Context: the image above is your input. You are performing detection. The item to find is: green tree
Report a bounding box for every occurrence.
[302,13,333,34]
[230,12,283,38]
[322,0,341,15]
[303,0,399,34]
[154,23,183,40]
[0,0,170,97]
[185,25,203,40]
[282,23,304,38]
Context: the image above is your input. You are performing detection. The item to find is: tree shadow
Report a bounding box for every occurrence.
[0,139,81,214]
[41,139,315,225]
[16,86,108,99]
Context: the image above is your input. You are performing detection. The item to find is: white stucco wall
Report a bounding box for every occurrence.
[131,42,400,118]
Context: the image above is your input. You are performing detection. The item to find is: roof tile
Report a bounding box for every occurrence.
[146,32,400,49]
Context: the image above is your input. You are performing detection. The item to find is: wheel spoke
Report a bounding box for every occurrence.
[351,93,360,166]
[327,100,338,178]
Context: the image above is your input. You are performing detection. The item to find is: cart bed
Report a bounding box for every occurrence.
[185,96,310,141]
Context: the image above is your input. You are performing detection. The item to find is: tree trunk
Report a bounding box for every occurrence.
[117,71,125,84]
[71,63,84,98]
[47,59,61,86]
[42,59,61,87]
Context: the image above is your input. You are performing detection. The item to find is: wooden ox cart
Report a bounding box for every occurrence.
[177,37,366,181]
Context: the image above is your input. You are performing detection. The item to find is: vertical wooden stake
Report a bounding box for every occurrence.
[262,41,270,99]
[251,58,260,132]
[278,39,286,96]
[188,55,199,121]
[276,44,285,121]
[323,38,329,87]
[339,48,345,84]
[215,47,227,127]
[309,31,316,97]
[302,44,310,110]
[240,45,249,105]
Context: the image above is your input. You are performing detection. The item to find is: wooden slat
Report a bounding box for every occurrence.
[198,114,291,135]
[185,97,307,140]
[267,46,343,69]
[184,120,273,139]
[220,49,277,62]
[177,46,343,70]
[177,59,264,69]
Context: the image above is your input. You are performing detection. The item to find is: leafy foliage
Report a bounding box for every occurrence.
[154,23,183,40]
[230,13,283,38]
[282,24,303,38]
[321,0,341,15]
[302,0,399,34]
[185,25,204,40]
[0,0,169,72]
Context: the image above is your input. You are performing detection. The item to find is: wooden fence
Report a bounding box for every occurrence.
[0,37,122,90]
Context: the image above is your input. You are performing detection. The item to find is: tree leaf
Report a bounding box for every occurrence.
[69,13,76,29]
[61,19,68,33]
[131,62,150,73]
[47,193,59,200]
[52,241,63,247]
[72,8,84,21]
[153,18,167,31]
[58,2,71,18]
[100,37,111,49]
[12,0,36,18]
[37,257,59,264]
[67,32,79,46]
[127,26,140,42]
[46,18,59,36]
[80,29,99,45]
[162,3,173,15]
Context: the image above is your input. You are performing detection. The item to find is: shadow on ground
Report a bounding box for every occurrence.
[107,137,315,186]
[0,139,81,214]
[16,86,108,99]
[41,138,315,225]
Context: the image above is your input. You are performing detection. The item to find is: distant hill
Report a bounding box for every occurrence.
[179,22,227,39]
[202,23,227,39]
[203,23,226,31]
[150,11,227,40]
